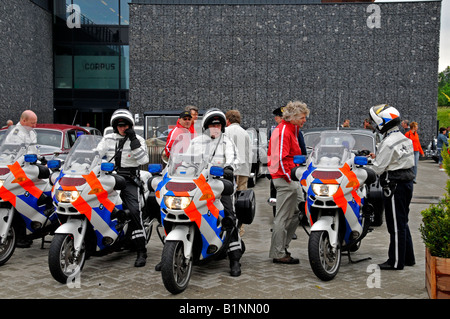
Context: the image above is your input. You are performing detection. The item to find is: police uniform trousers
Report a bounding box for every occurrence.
[382,181,415,269]
[121,176,146,252]
[221,194,243,261]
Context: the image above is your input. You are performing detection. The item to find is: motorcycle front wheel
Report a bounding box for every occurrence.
[161,240,193,294]
[0,225,16,266]
[48,233,86,284]
[308,231,341,281]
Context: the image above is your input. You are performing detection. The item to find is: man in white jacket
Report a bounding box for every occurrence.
[225,110,252,191]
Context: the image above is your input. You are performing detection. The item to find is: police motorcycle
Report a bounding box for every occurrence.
[149,130,255,294]
[0,126,56,266]
[291,131,376,281]
[47,134,156,284]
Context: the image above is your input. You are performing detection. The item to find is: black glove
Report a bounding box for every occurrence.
[125,128,137,141]
[223,166,234,182]
[125,128,141,150]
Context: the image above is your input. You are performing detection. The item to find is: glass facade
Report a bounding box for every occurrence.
[53,0,131,131]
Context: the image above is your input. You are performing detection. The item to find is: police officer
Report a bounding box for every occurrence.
[188,108,243,276]
[4,110,38,248]
[369,104,416,270]
[5,110,38,151]
[97,109,149,267]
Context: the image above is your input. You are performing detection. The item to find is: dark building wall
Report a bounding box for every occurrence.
[0,0,53,126]
[130,2,440,144]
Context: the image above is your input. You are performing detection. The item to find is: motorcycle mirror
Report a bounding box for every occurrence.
[47,159,61,170]
[354,156,368,166]
[148,163,163,174]
[293,155,306,165]
[24,154,38,163]
[210,166,224,177]
[101,162,115,172]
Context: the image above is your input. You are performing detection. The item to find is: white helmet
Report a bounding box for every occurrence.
[110,109,134,133]
[202,108,226,133]
[369,104,401,134]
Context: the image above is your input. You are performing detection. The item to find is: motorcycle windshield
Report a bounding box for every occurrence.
[62,135,105,174]
[167,131,208,179]
[311,131,355,167]
[0,125,35,166]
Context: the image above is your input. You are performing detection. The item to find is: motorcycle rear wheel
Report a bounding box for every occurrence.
[0,225,16,266]
[48,233,86,284]
[161,240,193,294]
[308,231,341,281]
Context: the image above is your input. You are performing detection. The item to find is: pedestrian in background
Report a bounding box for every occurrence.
[184,105,199,134]
[363,118,374,131]
[225,110,252,191]
[225,109,252,237]
[268,107,284,217]
[400,119,409,134]
[437,127,448,171]
[4,119,13,128]
[164,111,194,158]
[404,121,424,183]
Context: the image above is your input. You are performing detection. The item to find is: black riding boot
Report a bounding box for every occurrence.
[135,249,147,267]
[230,259,241,277]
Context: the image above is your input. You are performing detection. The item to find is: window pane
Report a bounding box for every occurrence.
[55,56,73,88]
[74,0,119,25]
[120,1,131,25]
[73,45,120,89]
[120,45,129,89]
[54,44,73,89]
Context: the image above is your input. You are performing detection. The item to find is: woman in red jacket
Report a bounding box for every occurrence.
[268,100,310,264]
[404,121,424,183]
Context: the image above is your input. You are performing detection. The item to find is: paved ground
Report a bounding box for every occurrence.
[0,159,447,304]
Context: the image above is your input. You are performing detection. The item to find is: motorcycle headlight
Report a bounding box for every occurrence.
[55,190,81,203]
[312,183,339,197]
[0,179,4,188]
[163,196,192,210]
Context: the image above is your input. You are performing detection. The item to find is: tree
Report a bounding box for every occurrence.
[438,67,450,107]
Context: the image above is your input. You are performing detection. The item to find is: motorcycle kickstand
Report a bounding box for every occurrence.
[345,251,372,264]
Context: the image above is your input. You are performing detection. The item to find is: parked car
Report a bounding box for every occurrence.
[246,127,268,187]
[425,136,439,163]
[81,126,102,136]
[34,124,89,161]
[143,110,204,165]
[302,127,384,226]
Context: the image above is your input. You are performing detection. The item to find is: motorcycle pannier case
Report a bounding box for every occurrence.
[235,189,256,225]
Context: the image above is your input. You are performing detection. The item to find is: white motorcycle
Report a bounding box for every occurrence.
[292,131,376,281]
[0,126,56,266]
[149,132,255,294]
[48,134,157,284]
